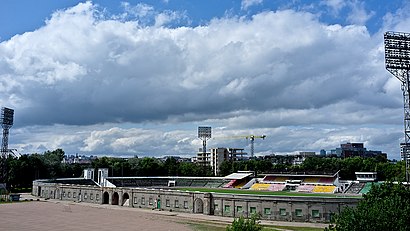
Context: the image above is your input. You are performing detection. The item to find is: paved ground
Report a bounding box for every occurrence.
[0,194,328,231]
[0,201,193,231]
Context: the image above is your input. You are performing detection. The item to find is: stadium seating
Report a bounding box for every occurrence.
[241,178,256,189]
[190,180,208,187]
[223,180,237,188]
[176,179,193,187]
[250,183,271,191]
[345,182,365,194]
[312,185,336,193]
[267,184,286,192]
[151,179,168,186]
[303,177,320,184]
[359,182,381,194]
[204,180,225,188]
[297,184,315,193]
[319,178,335,184]
[262,176,276,182]
[234,180,248,189]
[273,177,288,183]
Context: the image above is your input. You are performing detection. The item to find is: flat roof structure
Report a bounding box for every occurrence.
[224,172,253,180]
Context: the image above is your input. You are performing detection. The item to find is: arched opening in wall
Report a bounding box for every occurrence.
[122,193,130,206]
[37,187,41,197]
[103,191,109,204]
[194,198,204,214]
[112,192,119,205]
[56,189,60,199]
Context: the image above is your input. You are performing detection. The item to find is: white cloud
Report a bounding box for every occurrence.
[321,0,346,16]
[346,1,375,25]
[241,0,263,10]
[1,2,410,159]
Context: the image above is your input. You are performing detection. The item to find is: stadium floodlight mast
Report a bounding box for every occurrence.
[0,107,14,183]
[198,126,212,155]
[384,31,410,182]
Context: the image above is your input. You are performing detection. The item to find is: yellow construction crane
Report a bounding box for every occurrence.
[216,135,266,158]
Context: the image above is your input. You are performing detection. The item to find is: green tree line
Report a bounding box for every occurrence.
[2,148,405,191]
[3,149,213,190]
[219,155,404,181]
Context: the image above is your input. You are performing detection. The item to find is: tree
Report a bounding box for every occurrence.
[163,157,179,176]
[327,182,410,231]
[136,157,162,176]
[226,214,262,231]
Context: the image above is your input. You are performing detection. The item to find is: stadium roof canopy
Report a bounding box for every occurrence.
[224,172,253,180]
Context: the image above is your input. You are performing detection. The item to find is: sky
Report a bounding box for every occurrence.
[1,0,410,159]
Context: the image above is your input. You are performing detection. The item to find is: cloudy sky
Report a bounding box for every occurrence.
[1,0,409,159]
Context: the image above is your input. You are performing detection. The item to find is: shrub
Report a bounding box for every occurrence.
[226,214,262,231]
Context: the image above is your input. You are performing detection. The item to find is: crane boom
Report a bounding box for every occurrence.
[215,135,266,158]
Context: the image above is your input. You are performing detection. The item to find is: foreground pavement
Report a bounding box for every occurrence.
[2,194,328,230]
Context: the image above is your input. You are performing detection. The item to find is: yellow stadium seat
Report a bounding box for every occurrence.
[250,183,271,191]
[312,185,336,193]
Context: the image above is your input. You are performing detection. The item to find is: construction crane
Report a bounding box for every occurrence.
[246,135,266,158]
[216,135,266,158]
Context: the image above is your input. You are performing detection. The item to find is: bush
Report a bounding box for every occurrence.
[226,214,262,231]
[327,182,410,231]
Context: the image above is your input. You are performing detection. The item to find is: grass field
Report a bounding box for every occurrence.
[185,219,325,231]
[175,187,361,198]
[189,222,325,231]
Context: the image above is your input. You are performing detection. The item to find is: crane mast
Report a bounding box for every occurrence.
[247,135,266,158]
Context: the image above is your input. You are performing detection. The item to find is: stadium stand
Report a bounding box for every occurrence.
[176,179,193,187]
[204,180,225,188]
[223,180,237,188]
[319,177,335,184]
[262,176,276,182]
[273,177,288,183]
[241,178,257,189]
[345,182,365,194]
[234,181,248,188]
[250,183,271,191]
[359,182,381,194]
[303,177,320,184]
[297,184,315,193]
[151,179,169,186]
[267,184,286,192]
[312,185,336,193]
[190,180,208,187]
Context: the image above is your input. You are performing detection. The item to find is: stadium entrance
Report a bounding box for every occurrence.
[194,198,203,213]
[112,192,119,205]
[103,191,109,204]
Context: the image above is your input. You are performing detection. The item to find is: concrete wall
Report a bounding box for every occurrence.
[33,181,103,204]
[32,180,360,223]
[211,194,353,222]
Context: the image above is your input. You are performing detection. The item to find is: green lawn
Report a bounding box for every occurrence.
[188,223,324,231]
[175,187,360,198]
[186,220,325,231]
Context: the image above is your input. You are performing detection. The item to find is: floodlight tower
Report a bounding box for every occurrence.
[0,107,14,183]
[384,31,410,182]
[198,126,211,155]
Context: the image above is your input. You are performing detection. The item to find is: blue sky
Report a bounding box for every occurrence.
[0,0,410,159]
[1,0,405,41]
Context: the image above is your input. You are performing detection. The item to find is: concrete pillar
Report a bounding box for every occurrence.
[203,193,212,215]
